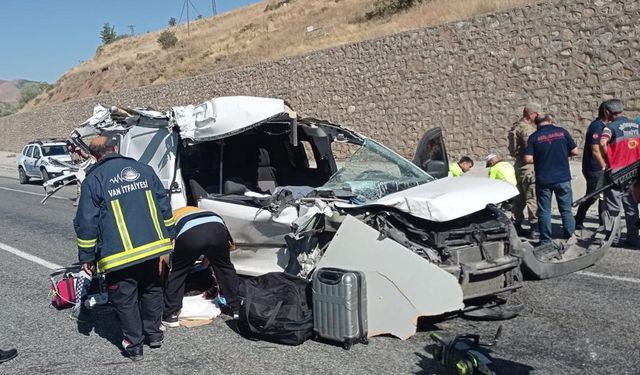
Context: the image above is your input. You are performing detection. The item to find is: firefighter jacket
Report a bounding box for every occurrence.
[74,154,175,274]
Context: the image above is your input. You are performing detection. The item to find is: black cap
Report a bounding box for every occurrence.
[604,99,624,114]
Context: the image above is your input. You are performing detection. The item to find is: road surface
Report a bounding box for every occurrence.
[0,163,638,374]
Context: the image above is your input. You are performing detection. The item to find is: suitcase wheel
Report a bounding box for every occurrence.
[362,337,369,345]
[342,342,352,350]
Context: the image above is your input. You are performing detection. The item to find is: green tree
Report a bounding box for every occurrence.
[168,17,177,27]
[17,82,51,108]
[158,30,178,49]
[100,23,117,45]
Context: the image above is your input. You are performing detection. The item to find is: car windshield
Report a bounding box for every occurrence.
[41,145,67,156]
[320,139,435,201]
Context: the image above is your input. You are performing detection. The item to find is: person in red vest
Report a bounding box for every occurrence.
[598,99,640,247]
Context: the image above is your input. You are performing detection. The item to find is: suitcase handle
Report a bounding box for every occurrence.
[316,269,343,285]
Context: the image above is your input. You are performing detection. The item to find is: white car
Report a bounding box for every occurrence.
[47,97,618,339]
[17,139,73,184]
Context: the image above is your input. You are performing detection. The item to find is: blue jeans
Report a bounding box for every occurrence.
[536,181,575,243]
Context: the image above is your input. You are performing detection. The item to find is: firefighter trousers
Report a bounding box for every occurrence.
[106,259,164,348]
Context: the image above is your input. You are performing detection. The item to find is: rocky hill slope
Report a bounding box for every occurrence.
[27,0,531,110]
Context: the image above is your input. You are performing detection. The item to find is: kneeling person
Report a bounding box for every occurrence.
[163,206,240,327]
[449,156,474,177]
[486,154,517,185]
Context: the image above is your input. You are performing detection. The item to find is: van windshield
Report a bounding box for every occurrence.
[320,139,434,201]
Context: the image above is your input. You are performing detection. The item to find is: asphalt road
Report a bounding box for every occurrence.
[0,166,639,374]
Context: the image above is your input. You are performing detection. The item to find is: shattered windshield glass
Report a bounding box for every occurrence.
[320,139,435,201]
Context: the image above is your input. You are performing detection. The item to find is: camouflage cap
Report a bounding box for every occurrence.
[524,102,542,114]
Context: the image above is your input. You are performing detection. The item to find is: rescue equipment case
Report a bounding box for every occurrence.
[312,268,368,349]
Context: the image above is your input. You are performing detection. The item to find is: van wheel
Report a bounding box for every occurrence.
[40,168,50,182]
[18,167,29,184]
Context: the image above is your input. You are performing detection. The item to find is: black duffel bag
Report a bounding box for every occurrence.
[238,272,313,346]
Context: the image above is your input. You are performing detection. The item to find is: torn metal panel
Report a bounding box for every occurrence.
[230,246,289,276]
[335,177,519,222]
[198,198,294,245]
[316,215,464,340]
[171,96,291,143]
[522,217,621,279]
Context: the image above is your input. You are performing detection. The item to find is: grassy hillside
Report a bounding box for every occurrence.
[27,0,533,110]
[1,80,50,117]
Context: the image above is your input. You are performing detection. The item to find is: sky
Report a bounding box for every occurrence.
[0,0,261,83]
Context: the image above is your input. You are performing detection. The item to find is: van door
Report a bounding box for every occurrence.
[25,145,37,175]
[412,127,450,179]
[119,126,187,208]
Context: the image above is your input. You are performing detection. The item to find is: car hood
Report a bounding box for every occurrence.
[48,155,72,163]
[336,177,519,222]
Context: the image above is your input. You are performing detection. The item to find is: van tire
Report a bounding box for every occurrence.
[18,167,29,184]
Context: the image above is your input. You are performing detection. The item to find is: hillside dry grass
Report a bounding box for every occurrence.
[28,0,534,109]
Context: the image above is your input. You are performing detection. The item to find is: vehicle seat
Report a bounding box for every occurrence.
[257,148,277,193]
[189,179,210,202]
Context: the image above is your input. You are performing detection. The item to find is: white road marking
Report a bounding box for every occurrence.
[0,241,62,270]
[0,186,68,201]
[576,271,640,284]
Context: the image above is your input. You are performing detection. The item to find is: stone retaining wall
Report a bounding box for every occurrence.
[1,0,638,162]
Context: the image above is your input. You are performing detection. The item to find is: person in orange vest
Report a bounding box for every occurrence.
[162,206,240,327]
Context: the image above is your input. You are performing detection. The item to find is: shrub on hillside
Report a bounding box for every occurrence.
[158,30,178,49]
[363,0,428,20]
[18,82,51,108]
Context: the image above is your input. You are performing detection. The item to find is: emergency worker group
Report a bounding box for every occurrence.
[68,99,640,362]
[450,98,640,246]
[73,133,240,361]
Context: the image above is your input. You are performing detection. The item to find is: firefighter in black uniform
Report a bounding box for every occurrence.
[74,132,175,361]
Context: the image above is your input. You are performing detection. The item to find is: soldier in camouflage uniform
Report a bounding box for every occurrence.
[508,102,541,239]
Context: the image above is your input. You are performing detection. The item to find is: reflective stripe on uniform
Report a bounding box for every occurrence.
[97,238,172,273]
[77,238,97,248]
[145,190,164,240]
[164,217,175,227]
[111,199,133,251]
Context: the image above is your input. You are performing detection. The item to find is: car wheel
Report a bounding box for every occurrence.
[40,167,50,182]
[18,167,29,184]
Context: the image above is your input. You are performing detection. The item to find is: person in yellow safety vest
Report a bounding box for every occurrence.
[448,156,474,177]
[485,154,517,185]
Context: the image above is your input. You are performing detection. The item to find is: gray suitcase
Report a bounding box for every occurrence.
[312,267,368,349]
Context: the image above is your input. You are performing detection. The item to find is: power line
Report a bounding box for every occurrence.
[177,0,203,35]
[188,0,202,18]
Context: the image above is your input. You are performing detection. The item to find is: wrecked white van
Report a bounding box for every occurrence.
[45,97,617,338]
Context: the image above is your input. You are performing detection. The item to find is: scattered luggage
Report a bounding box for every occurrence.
[312,267,368,349]
[238,272,313,346]
[49,273,76,309]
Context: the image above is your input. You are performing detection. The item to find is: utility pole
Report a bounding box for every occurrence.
[185,0,190,35]
[127,24,135,36]
[211,0,217,16]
